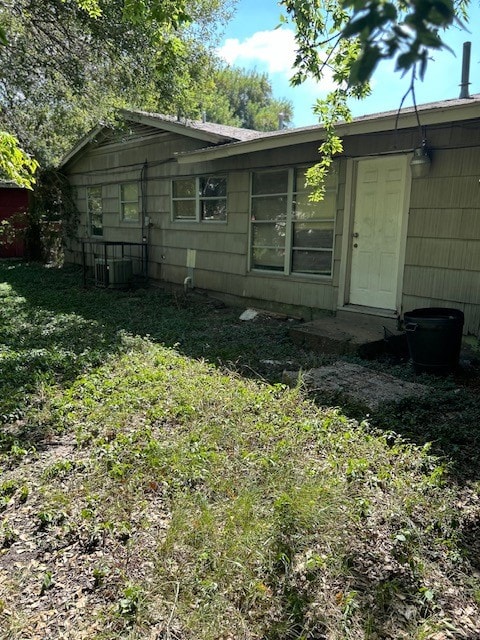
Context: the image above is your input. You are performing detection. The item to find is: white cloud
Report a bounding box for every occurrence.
[217,29,297,76]
[217,28,337,93]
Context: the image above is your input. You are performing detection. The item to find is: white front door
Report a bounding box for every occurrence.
[349,156,408,310]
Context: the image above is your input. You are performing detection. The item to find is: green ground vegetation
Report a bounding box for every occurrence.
[0,262,480,639]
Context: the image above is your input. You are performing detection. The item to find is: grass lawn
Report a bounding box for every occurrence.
[1,261,480,639]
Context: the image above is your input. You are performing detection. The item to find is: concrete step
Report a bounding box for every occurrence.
[289,311,406,358]
[335,306,400,332]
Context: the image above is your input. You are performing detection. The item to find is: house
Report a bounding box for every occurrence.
[61,97,480,336]
[0,181,29,258]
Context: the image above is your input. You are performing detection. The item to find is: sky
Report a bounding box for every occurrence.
[218,0,480,127]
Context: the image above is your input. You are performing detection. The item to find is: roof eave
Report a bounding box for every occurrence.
[0,181,27,189]
[176,99,480,164]
[119,109,236,144]
[59,124,106,168]
[59,111,241,169]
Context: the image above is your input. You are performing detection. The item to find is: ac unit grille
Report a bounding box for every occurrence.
[95,258,133,288]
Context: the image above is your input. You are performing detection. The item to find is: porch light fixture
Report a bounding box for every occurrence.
[410,140,431,178]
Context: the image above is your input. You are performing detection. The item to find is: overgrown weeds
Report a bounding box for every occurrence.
[0,262,479,639]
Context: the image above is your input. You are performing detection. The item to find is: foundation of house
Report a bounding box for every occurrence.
[289,308,405,358]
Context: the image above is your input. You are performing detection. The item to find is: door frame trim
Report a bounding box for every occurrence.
[337,153,412,314]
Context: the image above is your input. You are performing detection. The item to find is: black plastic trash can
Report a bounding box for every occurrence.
[404,307,464,374]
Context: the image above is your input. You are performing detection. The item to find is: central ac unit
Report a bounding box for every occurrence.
[95,258,133,288]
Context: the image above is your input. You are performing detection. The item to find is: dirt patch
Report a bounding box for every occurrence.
[283,361,428,410]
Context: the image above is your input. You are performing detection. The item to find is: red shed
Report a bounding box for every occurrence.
[0,181,29,258]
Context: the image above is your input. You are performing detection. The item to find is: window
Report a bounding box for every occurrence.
[250,167,337,276]
[200,176,227,221]
[87,186,103,237]
[172,176,227,222]
[250,170,288,272]
[291,169,336,275]
[172,179,196,221]
[120,182,139,222]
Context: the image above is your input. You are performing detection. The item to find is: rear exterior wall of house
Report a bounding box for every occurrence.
[64,119,480,335]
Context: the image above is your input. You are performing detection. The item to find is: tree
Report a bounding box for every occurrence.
[0,132,39,189]
[0,0,232,168]
[279,0,470,196]
[0,31,38,188]
[205,66,293,131]
[0,0,198,185]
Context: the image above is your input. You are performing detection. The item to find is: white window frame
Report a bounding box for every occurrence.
[119,182,140,223]
[86,185,103,237]
[172,175,227,223]
[249,166,337,278]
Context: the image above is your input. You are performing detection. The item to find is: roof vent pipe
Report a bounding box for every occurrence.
[459,41,471,99]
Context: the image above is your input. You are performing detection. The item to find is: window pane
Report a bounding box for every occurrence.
[251,196,287,221]
[200,177,226,198]
[252,222,286,247]
[292,250,333,275]
[91,213,103,236]
[252,171,288,195]
[122,203,139,221]
[87,187,102,236]
[252,247,284,270]
[293,222,334,249]
[173,179,196,198]
[87,187,102,212]
[88,195,102,212]
[173,200,196,220]
[293,191,336,220]
[121,183,138,202]
[201,200,226,222]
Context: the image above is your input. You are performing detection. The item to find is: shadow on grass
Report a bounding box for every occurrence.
[0,261,319,371]
[0,261,323,443]
[1,261,480,487]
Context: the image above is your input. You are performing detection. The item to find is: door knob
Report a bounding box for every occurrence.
[353,243,358,248]
[352,232,359,238]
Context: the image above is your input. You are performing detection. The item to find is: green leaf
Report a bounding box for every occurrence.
[349,45,381,84]
[0,132,38,189]
[0,25,7,46]
[40,571,54,595]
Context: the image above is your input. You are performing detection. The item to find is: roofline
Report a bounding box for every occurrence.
[119,109,241,144]
[0,181,27,189]
[59,124,107,168]
[176,97,480,164]
[59,110,247,168]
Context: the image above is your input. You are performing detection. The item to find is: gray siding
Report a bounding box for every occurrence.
[403,129,480,334]
[64,117,480,334]
[66,129,341,316]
